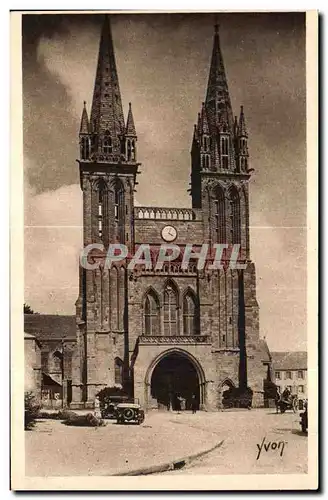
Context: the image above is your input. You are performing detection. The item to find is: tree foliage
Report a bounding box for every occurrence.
[24,303,35,314]
[24,391,41,430]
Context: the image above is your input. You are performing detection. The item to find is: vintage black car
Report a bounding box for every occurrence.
[300,402,308,433]
[116,400,145,425]
[100,395,130,419]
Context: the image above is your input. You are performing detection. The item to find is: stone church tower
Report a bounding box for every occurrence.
[71,17,267,410]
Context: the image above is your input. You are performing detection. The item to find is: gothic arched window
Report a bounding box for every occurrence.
[52,350,63,372]
[131,140,136,160]
[114,357,123,385]
[163,283,178,336]
[220,136,229,169]
[127,140,132,161]
[97,179,107,239]
[240,156,248,172]
[213,185,226,244]
[113,179,125,242]
[229,187,241,244]
[183,292,197,336]
[81,137,89,160]
[240,137,247,154]
[144,290,160,336]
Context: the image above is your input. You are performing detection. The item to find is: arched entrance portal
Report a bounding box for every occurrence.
[150,352,201,411]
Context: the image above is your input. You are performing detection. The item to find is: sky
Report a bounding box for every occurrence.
[23,12,306,351]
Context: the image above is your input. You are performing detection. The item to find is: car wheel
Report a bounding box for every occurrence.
[123,408,135,422]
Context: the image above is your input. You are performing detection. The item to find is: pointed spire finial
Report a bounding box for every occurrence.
[193,123,198,142]
[80,101,89,135]
[238,105,247,137]
[126,102,137,137]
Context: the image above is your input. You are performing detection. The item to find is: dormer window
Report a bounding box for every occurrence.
[203,136,210,152]
[103,135,112,154]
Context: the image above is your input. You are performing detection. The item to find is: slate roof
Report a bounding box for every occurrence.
[24,315,76,341]
[271,351,307,371]
[24,332,36,339]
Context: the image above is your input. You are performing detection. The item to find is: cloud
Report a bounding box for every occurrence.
[251,211,306,351]
[37,21,99,121]
[24,174,82,314]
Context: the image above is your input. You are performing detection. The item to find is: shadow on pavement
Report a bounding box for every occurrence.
[273,428,308,437]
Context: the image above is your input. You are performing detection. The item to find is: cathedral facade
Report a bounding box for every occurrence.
[71,17,267,410]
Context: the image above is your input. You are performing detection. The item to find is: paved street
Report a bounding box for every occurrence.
[161,409,308,475]
[25,411,220,476]
[25,409,307,476]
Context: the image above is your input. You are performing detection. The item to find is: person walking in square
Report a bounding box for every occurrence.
[191,394,198,414]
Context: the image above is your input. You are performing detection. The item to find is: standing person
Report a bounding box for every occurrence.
[191,394,198,414]
[94,395,101,418]
[167,392,172,411]
[176,394,181,414]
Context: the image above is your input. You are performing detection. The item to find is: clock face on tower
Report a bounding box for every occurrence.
[161,225,177,242]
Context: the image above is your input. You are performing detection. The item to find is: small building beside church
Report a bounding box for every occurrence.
[271,351,307,402]
[24,332,41,396]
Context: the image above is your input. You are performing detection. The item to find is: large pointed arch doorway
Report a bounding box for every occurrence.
[148,351,204,411]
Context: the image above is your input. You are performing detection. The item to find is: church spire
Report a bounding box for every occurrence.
[90,15,125,159]
[205,23,234,133]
